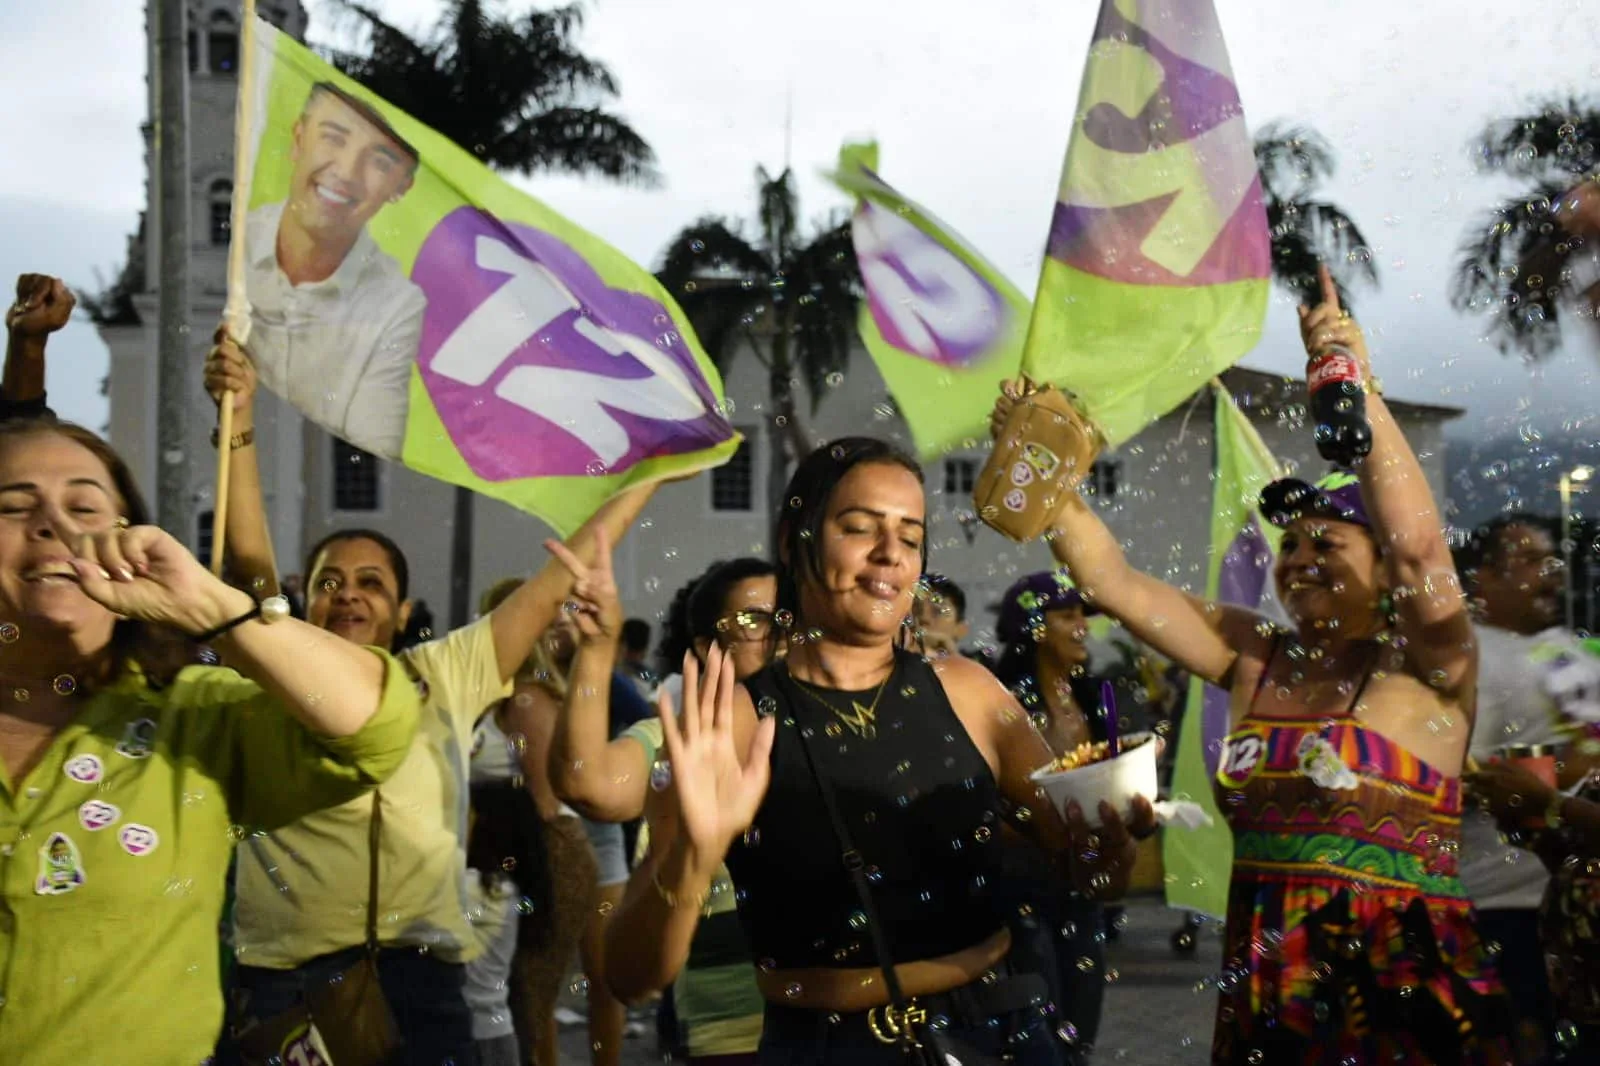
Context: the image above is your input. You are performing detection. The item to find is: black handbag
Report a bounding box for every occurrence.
[233,791,401,1066]
[783,667,1011,1066]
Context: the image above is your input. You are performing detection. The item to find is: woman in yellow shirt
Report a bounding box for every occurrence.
[0,417,419,1066]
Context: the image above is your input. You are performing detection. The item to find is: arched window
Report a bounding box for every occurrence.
[208,11,238,74]
[208,179,234,246]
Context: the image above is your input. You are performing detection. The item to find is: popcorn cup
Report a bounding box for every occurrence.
[1029,732,1159,826]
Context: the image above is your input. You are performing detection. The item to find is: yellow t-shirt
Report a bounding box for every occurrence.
[0,652,418,1066]
[234,617,511,968]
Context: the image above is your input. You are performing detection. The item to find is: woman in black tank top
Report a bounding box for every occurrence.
[595,438,1154,1066]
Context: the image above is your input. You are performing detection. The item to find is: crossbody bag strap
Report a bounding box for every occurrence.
[776,663,911,1012]
[366,789,382,955]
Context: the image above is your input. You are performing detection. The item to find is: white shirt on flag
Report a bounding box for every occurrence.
[245,201,426,458]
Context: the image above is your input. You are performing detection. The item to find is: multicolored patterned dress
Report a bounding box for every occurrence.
[1212,675,1514,1063]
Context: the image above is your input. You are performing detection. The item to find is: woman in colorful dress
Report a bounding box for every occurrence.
[994,266,1514,1064]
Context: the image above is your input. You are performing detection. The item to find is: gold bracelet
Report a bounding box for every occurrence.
[1363,375,1385,397]
[651,868,711,913]
[210,426,255,451]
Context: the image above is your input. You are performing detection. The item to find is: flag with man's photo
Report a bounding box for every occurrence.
[1161,383,1283,919]
[823,143,1028,459]
[230,17,739,535]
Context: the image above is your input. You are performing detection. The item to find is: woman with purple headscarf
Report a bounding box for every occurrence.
[990,268,1515,1064]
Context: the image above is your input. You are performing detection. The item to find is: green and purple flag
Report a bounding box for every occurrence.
[1162,383,1283,918]
[824,143,1028,459]
[1023,0,1270,446]
[231,17,739,535]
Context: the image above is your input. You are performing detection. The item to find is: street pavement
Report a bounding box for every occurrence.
[558,894,1222,1065]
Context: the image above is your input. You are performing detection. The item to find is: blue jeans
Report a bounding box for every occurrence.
[220,946,478,1066]
[755,970,1061,1066]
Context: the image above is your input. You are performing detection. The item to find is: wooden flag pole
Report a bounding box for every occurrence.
[212,0,258,578]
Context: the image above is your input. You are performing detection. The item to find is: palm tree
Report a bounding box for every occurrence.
[656,166,861,527]
[320,0,656,183]
[1254,122,1379,311]
[319,0,656,627]
[1449,97,1600,359]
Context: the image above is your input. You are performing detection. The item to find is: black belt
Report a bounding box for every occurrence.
[762,970,1049,1047]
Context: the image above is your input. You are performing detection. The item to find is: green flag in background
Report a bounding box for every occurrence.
[1022,0,1270,446]
[233,18,739,535]
[1162,383,1283,918]
[823,143,1027,459]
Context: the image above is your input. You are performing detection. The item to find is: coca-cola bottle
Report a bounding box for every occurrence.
[1306,345,1372,465]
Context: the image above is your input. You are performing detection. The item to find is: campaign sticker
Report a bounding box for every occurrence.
[78,800,120,832]
[1009,461,1035,487]
[115,718,157,759]
[1003,488,1027,513]
[1216,727,1269,789]
[1022,442,1061,479]
[118,823,160,857]
[36,832,85,895]
[63,754,103,785]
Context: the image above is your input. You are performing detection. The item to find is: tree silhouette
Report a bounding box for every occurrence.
[1254,122,1379,312]
[656,166,861,526]
[1450,97,1600,358]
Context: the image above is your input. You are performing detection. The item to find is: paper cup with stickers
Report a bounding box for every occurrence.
[1029,732,1159,827]
[975,383,1104,542]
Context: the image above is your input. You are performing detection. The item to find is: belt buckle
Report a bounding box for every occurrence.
[867,1001,927,1046]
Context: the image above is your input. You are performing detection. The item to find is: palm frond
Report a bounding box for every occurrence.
[756,167,800,264]
[318,0,654,183]
[1253,121,1337,198]
[1448,180,1576,358]
[1472,96,1600,180]
[657,220,771,293]
[785,220,862,409]
[504,109,658,183]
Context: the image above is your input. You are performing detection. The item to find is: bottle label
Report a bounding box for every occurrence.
[1307,348,1363,392]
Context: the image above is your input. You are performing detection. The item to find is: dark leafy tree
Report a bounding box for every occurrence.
[656,166,861,527]
[1450,97,1600,358]
[1254,122,1379,312]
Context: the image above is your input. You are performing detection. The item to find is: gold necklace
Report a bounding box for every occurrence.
[792,662,895,740]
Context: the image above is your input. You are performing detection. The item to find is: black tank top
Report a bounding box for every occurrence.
[725,649,1009,970]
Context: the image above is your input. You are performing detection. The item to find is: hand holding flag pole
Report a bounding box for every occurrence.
[212,0,258,578]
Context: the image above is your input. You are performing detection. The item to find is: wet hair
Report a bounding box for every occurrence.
[621,618,651,655]
[1458,514,1561,584]
[655,558,778,677]
[921,573,967,622]
[774,437,927,625]
[304,528,411,603]
[302,81,420,167]
[0,419,199,686]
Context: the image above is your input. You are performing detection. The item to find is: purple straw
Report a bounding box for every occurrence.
[1102,682,1119,757]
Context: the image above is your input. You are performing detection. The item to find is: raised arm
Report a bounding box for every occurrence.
[544,531,654,821]
[203,331,279,598]
[1299,266,1475,696]
[603,648,773,1002]
[3,274,73,419]
[992,385,1266,687]
[488,484,657,685]
[74,525,389,736]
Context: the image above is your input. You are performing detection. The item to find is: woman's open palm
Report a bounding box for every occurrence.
[657,646,774,860]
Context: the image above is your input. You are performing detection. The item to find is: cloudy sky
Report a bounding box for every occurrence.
[2,0,1598,454]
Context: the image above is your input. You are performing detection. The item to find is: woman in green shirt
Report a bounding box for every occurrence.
[0,417,420,1066]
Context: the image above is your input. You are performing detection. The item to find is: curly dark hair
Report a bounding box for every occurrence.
[655,557,777,676]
